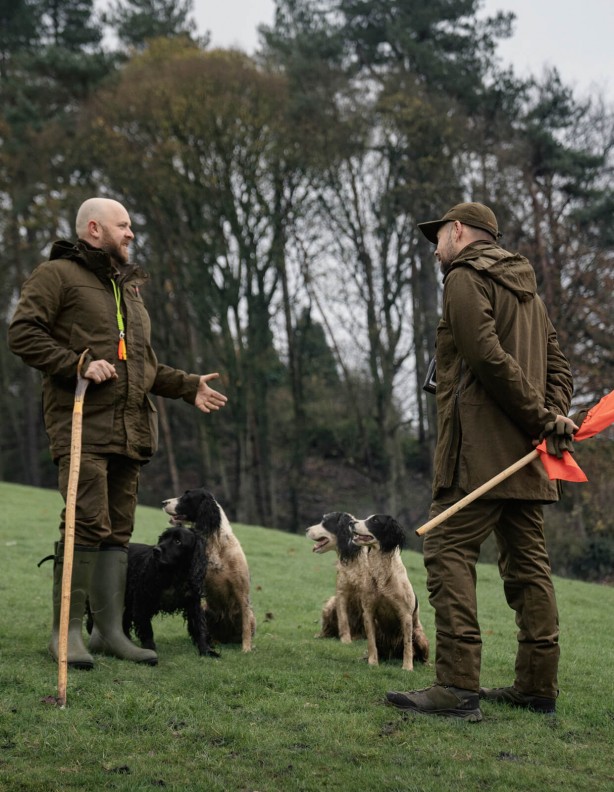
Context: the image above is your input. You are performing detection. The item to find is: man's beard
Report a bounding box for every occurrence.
[437,233,456,275]
[100,230,129,266]
[439,258,454,275]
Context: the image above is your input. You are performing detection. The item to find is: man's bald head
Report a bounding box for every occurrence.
[75,198,128,237]
[76,197,134,265]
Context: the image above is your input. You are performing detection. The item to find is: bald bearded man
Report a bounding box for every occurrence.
[9,197,227,670]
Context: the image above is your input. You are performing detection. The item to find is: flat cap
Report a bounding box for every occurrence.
[418,202,501,244]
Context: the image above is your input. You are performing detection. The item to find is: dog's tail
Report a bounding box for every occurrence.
[37,554,55,567]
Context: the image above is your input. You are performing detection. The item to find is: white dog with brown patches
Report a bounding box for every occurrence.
[351,514,429,671]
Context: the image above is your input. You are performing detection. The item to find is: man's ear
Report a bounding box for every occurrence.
[87,219,102,240]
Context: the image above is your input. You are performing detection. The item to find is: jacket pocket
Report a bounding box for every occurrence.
[55,377,117,406]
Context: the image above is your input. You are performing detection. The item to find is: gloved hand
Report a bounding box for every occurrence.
[569,408,588,430]
[539,415,578,458]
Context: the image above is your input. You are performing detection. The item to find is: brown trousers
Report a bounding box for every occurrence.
[423,487,559,698]
[57,453,142,548]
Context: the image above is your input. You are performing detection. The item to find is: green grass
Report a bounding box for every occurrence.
[1,480,613,792]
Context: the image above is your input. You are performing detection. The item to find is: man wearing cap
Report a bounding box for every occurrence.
[386,202,576,721]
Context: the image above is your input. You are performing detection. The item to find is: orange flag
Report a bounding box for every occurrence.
[536,390,614,482]
[535,443,588,482]
[574,389,614,441]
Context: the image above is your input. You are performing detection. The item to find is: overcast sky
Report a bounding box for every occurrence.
[194,0,613,101]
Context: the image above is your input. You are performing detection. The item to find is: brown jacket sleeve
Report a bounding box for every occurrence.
[8,262,83,381]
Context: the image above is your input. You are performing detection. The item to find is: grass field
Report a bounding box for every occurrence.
[1,480,613,791]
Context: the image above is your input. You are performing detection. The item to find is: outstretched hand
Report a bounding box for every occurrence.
[194,373,228,414]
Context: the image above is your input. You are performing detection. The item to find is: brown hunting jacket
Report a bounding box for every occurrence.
[8,240,200,461]
[433,240,573,501]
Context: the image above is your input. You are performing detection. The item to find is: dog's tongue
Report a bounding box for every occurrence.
[313,538,328,552]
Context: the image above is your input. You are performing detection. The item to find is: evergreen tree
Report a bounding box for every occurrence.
[0,0,40,78]
[38,0,103,49]
[104,0,199,48]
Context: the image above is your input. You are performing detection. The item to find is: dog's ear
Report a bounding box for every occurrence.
[156,527,170,545]
[188,533,208,592]
[377,516,406,553]
[195,492,221,534]
[336,513,361,561]
[321,512,341,529]
[181,526,197,548]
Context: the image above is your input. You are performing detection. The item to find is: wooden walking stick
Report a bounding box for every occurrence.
[56,349,90,708]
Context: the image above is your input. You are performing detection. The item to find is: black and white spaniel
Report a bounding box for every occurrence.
[351,514,429,671]
[163,488,256,652]
[306,511,367,643]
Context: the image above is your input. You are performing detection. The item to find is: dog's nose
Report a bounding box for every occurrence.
[152,546,162,556]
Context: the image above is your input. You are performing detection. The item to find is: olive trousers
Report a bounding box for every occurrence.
[57,453,142,547]
[423,487,559,698]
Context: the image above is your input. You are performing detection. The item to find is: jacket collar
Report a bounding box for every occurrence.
[49,239,147,285]
[444,241,536,302]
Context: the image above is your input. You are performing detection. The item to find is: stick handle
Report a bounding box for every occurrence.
[415,449,539,537]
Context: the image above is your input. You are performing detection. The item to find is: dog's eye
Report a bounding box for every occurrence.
[174,539,182,545]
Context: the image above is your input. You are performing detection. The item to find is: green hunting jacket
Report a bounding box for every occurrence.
[8,240,200,461]
[433,240,573,501]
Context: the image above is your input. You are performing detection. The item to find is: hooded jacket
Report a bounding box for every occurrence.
[433,240,573,501]
[8,240,200,461]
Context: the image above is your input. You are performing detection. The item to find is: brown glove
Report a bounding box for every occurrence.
[539,415,577,458]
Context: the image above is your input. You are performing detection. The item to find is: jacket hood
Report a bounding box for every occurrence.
[446,241,537,303]
[49,239,147,285]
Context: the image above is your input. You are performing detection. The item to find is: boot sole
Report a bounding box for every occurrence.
[479,690,555,714]
[480,699,555,714]
[405,709,482,722]
[386,699,483,722]
[89,646,158,665]
[89,635,158,665]
[49,648,94,670]
[67,661,94,670]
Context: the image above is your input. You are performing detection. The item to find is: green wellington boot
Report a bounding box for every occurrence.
[48,543,97,670]
[88,546,158,665]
